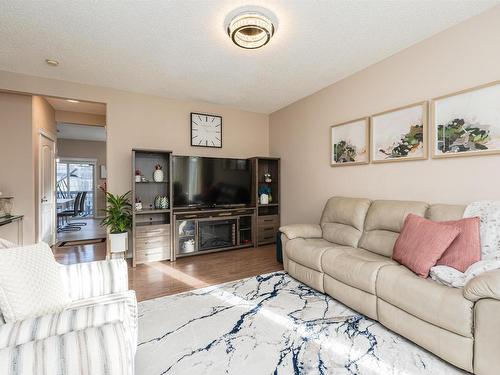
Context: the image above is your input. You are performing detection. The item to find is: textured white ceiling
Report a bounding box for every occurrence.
[46,97,106,115]
[0,1,498,113]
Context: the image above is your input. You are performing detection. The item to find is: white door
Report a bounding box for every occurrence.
[39,134,56,245]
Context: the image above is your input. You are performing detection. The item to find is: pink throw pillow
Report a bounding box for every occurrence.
[436,217,481,272]
[393,214,461,278]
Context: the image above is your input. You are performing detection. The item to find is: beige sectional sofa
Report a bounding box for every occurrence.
[280,197,500,375]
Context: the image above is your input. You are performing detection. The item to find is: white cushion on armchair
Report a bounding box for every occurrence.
[0,242,70,323]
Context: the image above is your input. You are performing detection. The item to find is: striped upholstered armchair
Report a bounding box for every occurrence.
[0,259,137,375]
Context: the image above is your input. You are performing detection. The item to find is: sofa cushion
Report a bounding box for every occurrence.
[320,197,371,247]
[377,265,474,338]
[322,247,396,294]
[426,204,465,222]
[436,217,481,272]
[358,199,428,257]
[285,238,336,272]
[392,214,461,278]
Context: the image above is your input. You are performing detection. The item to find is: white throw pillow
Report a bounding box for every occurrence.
[0,242,70,322]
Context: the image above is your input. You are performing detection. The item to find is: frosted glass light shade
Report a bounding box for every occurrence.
[227,12,274,49]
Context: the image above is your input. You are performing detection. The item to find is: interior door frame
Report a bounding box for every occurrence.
[57,157,98,219]
[38,130,57,245]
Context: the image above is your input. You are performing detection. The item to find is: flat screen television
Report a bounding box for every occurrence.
[172,156,252,208]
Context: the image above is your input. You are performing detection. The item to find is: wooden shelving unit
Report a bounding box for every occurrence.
[131,149,173,267]
[251,157,280,246]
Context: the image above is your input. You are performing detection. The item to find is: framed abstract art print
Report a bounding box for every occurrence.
[330,118,369,167]
[431,81,500,159]
[370,101,428,163]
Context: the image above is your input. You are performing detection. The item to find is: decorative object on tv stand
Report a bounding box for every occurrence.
[154,195,169,209]
[135,169,142,182]
[135,197,142,211]
[183,239,195,253]
[431,81,500,159]
[191,112,222,148]
[371,101,428,163]
[259,185,272,204]
[330,118,369,166]
[101,189,132,255]
[153,164,164,182]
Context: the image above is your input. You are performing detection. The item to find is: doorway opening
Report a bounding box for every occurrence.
[37,96,107,263]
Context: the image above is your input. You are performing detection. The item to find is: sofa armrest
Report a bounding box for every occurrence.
[279,224,322,240]
[0,322,133,375]
[60,259,129,301]
[0,301,131,350]
[464,268,500,302]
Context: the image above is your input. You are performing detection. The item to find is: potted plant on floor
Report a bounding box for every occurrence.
[101,190,132,256]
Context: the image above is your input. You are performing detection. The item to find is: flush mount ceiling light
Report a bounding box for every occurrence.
[227,11,275,49]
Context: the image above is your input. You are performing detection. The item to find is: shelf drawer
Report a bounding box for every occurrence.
[258,224,278,244]
[136,246,170,263]
[258,215,279,226]
[135,235,171,250]
[136,224,170,238]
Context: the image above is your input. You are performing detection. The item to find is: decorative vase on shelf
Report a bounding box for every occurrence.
[264,173,272,183]
[260,193,269,205]
[154,195,169,209]
[135,170,142,182]
[153,164,164,182]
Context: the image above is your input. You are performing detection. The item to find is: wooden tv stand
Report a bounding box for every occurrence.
[171,207,256,261]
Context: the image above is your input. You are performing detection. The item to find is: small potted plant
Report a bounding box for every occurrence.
[135,170,142,182]
[101,190,132,255]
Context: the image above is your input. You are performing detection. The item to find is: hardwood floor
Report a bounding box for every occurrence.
[56,218,106,244]
[53,243,283,302]
[129,245,283,302]
[53,241,107,265]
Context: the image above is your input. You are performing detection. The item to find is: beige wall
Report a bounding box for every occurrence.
[0,92,36,243]
[55,110,106,127]
[270,6,500,225]
[32,96,56,135]
[57,139,107,216]
[0,71,268,244]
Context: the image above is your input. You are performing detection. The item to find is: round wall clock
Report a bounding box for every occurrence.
[190,112,222,148]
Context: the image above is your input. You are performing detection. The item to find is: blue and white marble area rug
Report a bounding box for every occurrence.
[136,272,467,375]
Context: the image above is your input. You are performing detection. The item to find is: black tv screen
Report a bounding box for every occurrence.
[173,156,251,207]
